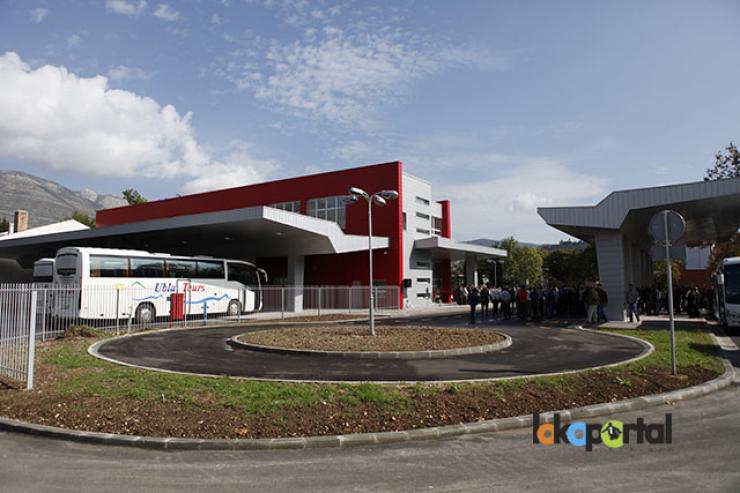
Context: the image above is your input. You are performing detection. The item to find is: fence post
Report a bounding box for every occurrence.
[26,290,37,390]
[281,287,285,319]
[348,286,351,313]
[41,289,47,342]
[115,287,121,336]
[318,286,321,317]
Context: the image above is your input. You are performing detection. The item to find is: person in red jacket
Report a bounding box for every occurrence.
[517,286,529,320]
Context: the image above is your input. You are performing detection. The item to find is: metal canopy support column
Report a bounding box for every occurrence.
[594,231,628,322]
[286,255,304,313]
[464,254,478,287]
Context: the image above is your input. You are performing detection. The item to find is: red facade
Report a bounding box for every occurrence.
[97,162,407,297]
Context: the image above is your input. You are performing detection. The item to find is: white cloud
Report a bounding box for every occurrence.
[29,8,50,23]
[212,27,499,128]
[106,65,155,81]
[66,34,82,49]
[106,0,147,16]
[180,142,278,194]
[0,52,276,194]
[211,14,226,25]
[153,4,181,22]
[438,157,608,243]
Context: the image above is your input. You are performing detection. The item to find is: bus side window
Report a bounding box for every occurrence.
[90,255,129,278]
[227,262,253,286]
[166,260,197,278]
[131,258,165,278]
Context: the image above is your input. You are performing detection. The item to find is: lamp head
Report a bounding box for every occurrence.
[348,187,368,198]
[377,190,399,201]
[372,195,387,206]
[343,195,360,204]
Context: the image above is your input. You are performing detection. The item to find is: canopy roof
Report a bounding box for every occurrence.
[538,177,740,249]
[0,206,389,268]
[414,236,507,261]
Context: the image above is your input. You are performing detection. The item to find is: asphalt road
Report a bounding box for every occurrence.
[1,385,738,492]
[94,314,648,381]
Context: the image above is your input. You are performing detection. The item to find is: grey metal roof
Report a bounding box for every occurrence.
[538,177,740,247]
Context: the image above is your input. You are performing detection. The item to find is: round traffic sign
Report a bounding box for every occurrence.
[649,210,685,242]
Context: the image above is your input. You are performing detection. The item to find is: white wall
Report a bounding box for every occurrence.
[402,173,441,307]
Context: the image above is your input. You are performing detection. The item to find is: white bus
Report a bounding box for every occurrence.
[712,256,740,330]
[53,247,266,323]
[32,258,55,283]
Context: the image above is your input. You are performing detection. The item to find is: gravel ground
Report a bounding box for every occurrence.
[237,325,505,352]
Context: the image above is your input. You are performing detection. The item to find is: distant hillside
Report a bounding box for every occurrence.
[0,170,127,228]
[466,238,587,252]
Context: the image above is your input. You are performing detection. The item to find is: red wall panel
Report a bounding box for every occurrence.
[97,161,405,301]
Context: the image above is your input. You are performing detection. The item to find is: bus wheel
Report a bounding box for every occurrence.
[135,303,156,324]
[227,300,241,317]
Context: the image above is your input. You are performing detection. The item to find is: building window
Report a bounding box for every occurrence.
[416,261,431,269]
[416,212,430,220]
[432,217,442,236]
[415,196,430,206]
[403,212,407,230]
[416,228,430,235]
[307,196,346,228]
[271,201,301,213]
[417,277,431,283]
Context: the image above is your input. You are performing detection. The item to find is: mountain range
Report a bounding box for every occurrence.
[0,170,128,228]
[466,238,587,252]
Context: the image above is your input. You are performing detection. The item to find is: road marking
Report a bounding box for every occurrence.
[715,333,739,352]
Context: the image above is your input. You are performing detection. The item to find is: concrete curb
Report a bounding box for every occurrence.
[2,332,734,450]
[226,332,512,360]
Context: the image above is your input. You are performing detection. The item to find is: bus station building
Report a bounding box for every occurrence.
[0,161,505,309]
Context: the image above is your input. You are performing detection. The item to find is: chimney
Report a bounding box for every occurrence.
[13,210,29,233]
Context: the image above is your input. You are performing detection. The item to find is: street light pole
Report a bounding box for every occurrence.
[367,196,375,337]
[346,187,399,336]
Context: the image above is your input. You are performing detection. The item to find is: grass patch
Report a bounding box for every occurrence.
[40,340,110,369]
[609,327,724,374]
[0,324,725,439]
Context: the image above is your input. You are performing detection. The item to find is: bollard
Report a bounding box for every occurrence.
[202,301,208,326]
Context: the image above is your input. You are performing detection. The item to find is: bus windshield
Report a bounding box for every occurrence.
[725,264,740,305]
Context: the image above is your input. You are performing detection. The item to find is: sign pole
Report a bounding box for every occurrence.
[663,211,677,376]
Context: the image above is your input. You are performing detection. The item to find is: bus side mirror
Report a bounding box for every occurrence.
[258,268,268,283]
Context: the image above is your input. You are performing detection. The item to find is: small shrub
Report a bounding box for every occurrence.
[62,325,108,339]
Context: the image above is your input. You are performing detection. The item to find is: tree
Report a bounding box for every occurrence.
[704,141,740,181]
[704,143,740,265]
[542,244,598,287]
[122,189,147,205]
[69,211,96,228]
[709,233,740,272]
[653,260,683,288]
[0,216,8,233]
[498,237,544,287]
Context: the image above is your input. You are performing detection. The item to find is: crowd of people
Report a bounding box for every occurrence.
[457,282,714,325]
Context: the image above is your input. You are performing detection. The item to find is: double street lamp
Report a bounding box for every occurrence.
[345,187,399,336]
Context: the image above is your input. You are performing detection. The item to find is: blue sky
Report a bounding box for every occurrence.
[1,0,739,242]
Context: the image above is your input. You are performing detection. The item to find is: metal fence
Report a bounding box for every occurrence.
[0,283,400,388]
[0,285,37,388]
[260,286,400,316]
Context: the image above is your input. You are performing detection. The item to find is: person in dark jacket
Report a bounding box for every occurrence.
[468,285,480,324]
[596,282,609,323]
[479,284,490,319]
[530,287,540,320]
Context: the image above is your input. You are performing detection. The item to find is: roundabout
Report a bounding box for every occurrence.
[92,314,651,383]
